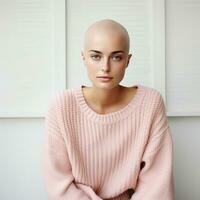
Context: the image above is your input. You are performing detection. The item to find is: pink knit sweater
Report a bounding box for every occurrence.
[42,84,174,200]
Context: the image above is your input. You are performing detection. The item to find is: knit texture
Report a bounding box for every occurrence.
[42,84,174,200]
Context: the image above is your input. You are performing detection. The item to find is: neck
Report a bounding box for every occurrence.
[90,85,124,108]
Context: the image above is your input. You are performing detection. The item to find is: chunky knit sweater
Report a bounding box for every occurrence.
[42,84,174,200]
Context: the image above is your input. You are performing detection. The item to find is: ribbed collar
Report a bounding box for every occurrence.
[73,84,145,124]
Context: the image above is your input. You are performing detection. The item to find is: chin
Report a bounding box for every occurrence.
[92,82,119,90]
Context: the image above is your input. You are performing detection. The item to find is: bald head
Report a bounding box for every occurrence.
[83,19,130,53]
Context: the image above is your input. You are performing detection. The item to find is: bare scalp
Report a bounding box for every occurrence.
[83,19,130,53]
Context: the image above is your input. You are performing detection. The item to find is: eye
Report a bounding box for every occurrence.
[91,54,101,60]
[112,55,122,61]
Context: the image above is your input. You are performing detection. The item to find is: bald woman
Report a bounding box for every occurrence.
[42,19,174,200]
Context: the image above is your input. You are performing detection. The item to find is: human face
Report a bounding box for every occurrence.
[81,33,132,90]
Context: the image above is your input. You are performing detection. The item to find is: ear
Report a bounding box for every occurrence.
[126,54,132,68]
[81,51,87,67]
[81,51,85,61]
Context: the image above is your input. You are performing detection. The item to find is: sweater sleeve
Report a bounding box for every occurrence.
[42,94,102,200]
[131,93,174,200]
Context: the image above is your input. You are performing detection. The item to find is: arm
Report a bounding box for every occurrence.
[131,93,174,200]
[41,94,102,200]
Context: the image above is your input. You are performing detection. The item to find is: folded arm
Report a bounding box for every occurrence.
[131,93,174,200]
[41,95,102,200]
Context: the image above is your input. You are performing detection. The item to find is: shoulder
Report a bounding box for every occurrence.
[139,84,166,113]
[139,85,169,132]
[46,87,78,112]
[140,84,163,100]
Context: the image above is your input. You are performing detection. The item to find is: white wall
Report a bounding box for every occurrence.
[0,118,47,200]
[169,117,200,200]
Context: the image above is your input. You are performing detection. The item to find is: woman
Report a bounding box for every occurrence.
[42,19,174,200]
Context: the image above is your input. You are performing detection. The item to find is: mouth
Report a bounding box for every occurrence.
[97,76,113,82]
[97,76,113,78]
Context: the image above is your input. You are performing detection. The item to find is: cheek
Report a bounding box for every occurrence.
[85,61,99,79]
[113,63,126,74]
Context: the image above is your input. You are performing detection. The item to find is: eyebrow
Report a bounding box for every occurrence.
[89,50,125,54]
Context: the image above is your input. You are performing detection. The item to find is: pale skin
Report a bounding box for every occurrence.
[81,19,138,114]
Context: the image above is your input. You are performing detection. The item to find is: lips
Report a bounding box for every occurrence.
[97,76,113,79]
[97,76,113,82]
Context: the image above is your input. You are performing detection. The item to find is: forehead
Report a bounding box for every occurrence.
[85,31,128,53]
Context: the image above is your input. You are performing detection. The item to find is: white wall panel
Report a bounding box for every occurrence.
[166,0,200,116]
[0,0,66,117]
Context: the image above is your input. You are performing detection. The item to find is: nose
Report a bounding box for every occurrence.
[101,58,110,72]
